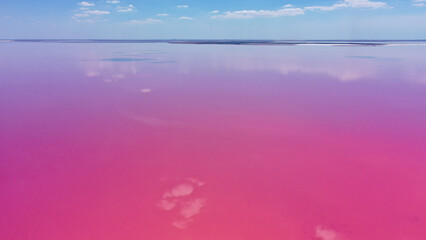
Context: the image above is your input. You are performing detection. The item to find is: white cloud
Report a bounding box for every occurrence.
[117,4,136,12]
[157,13,169,16]
[78,1,95,7]
[106,0,120,3]
[212,7,305,19]
[210,10,220,14]
[213,0,387,19]
[180,198,205,218]
[304,6,340,11]
[73,2,110,21]
[305,0,387,11]
[179,16,194,20]
[177,5,189,8]
[315,226,344,240]
[86,10,110,15]
[73,13,90,18]
[340,0,387,8]
[125,18,162,24]
[75,19,97,23]
[412,0,426,6]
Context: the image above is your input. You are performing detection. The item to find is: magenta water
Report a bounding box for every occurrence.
[1,42,426,240]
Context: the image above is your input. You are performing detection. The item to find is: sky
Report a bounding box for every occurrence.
[0,0,425,39]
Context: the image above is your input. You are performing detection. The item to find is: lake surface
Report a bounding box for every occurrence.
[1,42,425,240]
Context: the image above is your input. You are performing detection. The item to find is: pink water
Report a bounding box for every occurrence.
[1,43,426,240]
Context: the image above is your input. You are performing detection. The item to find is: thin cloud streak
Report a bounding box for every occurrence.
[73,13,89,18]
[412,0,425,7]
[212,7,305,19]
[73,9,110,20]
[212,0,388,19]
[78,1,95,7]
[85,10,110,15]
[179,16,194,20]
[305,0,387,11]
[124,18,162,24]
[117,4,136,13]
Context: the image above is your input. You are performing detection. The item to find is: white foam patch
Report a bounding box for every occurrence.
[172,219,192,229]
[180,198,206,218]
[163,183,194,198]
[141,88,152,93]
[157,199,177,211]
[187,177,205,186]
[158,178,206,229]
[315,225,343,240]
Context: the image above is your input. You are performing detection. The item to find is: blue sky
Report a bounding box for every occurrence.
[1,0,425,39]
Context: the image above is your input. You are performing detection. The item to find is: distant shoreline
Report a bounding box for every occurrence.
[2,39,426,46]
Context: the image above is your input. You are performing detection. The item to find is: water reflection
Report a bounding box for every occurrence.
[346,55,400,61]
[316,226,342,240]
[158,178,206,230]
[101,58,153,62]
[1,42,425,240]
